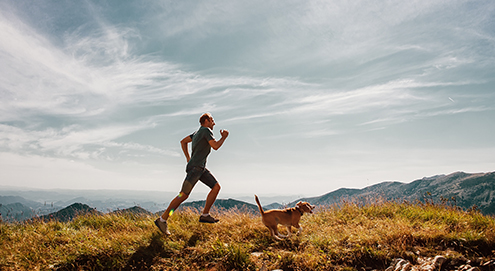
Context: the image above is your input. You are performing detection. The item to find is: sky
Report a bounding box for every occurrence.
[0,0,494,198]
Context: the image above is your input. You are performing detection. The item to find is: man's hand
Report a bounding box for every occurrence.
[220,129,229,138]
[209,129,229,150]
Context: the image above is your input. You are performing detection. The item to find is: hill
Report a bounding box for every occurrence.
[0,195,60,222]
[3,171,495,222]
[1,200,495,270]
[111,206,152,216]
[299,171,495,215]
[0,195,42,206]
[36,203,101,222]
[0,202,34,222]
[180,198,259,214]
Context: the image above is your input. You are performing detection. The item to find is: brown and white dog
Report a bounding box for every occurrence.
[255,195,315,240]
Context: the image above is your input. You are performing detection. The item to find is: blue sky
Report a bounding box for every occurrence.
[0,0,494,197]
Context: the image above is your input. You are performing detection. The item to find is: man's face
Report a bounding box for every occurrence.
[205,117,215,129]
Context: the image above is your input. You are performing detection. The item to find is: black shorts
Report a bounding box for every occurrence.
[180,165,218,195]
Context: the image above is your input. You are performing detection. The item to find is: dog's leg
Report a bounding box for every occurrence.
[295,225,303,235]
[276,228,287,238]
[272,226,288,239]
[269,227,276,238]
[285,226,292,238]
[269,226,283,240]
[273,229,284,240]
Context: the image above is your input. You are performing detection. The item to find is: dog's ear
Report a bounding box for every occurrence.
[304,203,315,213]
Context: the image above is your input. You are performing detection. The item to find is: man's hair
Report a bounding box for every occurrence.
[199,113,213,124]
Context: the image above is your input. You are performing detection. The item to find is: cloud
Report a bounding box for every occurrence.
[0,7,215,123]
[0,152,150,190]
[103,141,179,157]
[2,1,493,131]
[1,7,323,162]
[288,79,431,116]
[1,0,494,193]
[0,121,174,159]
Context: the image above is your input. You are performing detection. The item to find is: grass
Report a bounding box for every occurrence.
[1,200,495,270]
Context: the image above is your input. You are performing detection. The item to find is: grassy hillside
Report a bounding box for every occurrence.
[1,200,494,270]
[300,171,495,216]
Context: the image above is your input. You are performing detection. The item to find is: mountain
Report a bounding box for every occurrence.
[263,202,285,210]
[0,202,34,222]
[179,198,259,214]
[111,206,152,216]
[0,195,61,222]
[36,203,101,222]
[0,189,177,214]
[0,195,42,206]
[298,171,495,215]
[3,171,495,222]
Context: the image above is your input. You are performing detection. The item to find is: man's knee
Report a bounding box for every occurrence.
[178,192,189,201]
[213,183,221,191]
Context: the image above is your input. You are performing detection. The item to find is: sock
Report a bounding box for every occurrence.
[201,213,209,217]
[159,217,167,222]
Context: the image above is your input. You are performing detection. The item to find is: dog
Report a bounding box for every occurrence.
[255,195,315,240]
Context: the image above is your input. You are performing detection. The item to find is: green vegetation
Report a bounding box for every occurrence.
[1,200,494,270]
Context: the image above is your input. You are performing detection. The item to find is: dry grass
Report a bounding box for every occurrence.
[1,200,494,270]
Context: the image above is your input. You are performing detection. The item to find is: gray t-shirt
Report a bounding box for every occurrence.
[187,126,214,168]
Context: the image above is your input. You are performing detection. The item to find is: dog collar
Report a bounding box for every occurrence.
[296,206,304,215]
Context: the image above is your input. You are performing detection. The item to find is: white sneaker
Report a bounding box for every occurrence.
[154,218,171,235]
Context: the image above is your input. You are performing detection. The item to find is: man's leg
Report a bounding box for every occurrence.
[161,170,198,221]
[161,192,189,220]
[155,175,196,235]
[203,183,220,215]
[155,192,189,235]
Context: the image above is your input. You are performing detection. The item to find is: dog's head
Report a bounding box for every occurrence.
[296,201,315,214]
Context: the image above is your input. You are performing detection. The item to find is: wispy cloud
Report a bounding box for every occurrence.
[0,121,173,160]
[0,8,317,163]
[1,1,494,193]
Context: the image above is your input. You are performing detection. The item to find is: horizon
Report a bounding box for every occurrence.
[1,170,490,203]
[1,1,494,197]
[2,170,494,220]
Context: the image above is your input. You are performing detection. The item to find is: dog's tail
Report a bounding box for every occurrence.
[254,195,264,215]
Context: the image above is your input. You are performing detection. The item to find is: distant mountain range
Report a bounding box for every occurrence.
[111,206,152,216]
[0,195,60,222]
[180,198,259,214]
[35,203,101,222]
[28,204,152,223]
[298,171,495,214]
[1,171,494,222]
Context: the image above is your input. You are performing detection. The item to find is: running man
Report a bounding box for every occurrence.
[155,113,229,235]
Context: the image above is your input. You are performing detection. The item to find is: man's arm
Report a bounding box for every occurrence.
[181,135,192,162]
[208,129,229,150]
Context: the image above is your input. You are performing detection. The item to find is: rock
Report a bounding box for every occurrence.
[386,255,455,271]
[459,264,473,271]
[433,255,447,267]
[386,258,411,271]
[251,252,263,257]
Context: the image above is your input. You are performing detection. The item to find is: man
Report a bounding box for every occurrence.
[155,113,229,235]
